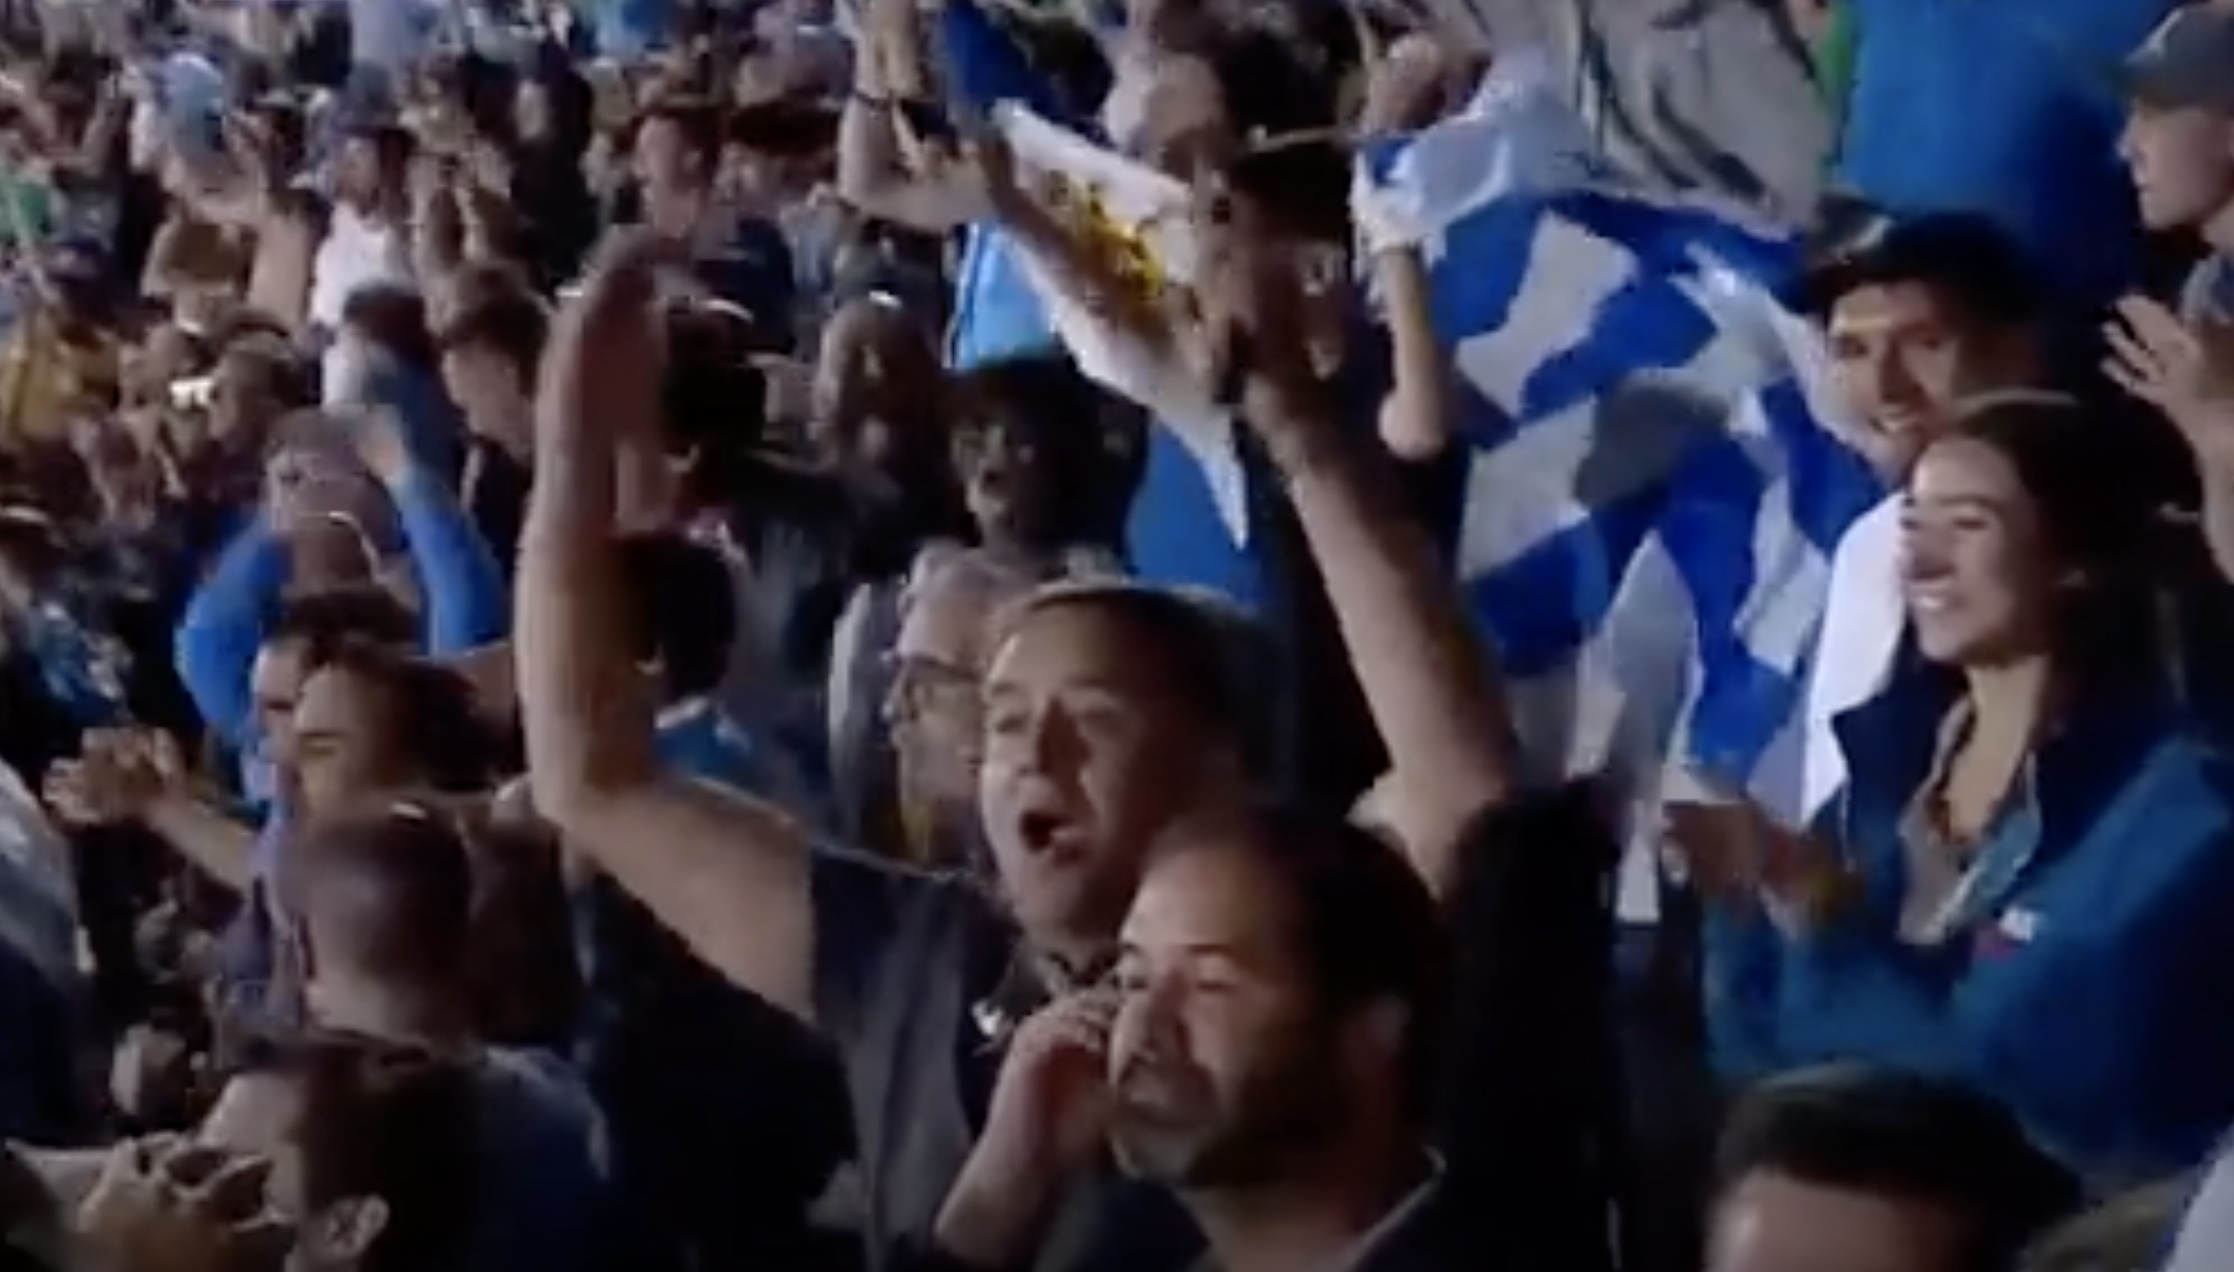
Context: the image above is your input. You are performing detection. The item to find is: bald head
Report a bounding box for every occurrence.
[289,806,473,993]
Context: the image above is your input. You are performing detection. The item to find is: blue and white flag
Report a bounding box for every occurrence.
[1355,56,1882,818]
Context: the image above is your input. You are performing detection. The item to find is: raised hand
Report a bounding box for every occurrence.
[45,728,185,826]
[1185,170,1325,449]
[2104,295,2234,473]
[346,404,416,490]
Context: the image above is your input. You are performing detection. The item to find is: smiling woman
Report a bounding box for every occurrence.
[1705,396,2234,1187]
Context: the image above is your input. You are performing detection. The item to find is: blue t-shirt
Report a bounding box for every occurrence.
[946,225,1053,370]
[1835,0,2171,304]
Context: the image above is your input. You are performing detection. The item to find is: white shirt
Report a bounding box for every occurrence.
[1795,492,1908,826]
[308,203,411,333]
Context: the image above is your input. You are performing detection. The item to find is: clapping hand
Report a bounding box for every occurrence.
[2104,295,2234,472]
[1662,778,1853,931]
[45,727,187,827]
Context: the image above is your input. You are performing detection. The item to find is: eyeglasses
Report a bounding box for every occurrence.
[884,652,980,725]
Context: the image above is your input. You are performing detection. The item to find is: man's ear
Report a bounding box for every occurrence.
[306,1195,390,1263]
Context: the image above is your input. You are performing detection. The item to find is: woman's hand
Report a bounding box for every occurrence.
[1663,784,1856,932]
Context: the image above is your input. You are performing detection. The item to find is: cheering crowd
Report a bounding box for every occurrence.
[2,0,2234,1270]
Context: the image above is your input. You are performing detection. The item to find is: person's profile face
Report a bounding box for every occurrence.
[976,604,1194,941]
[1108,830,1350,1188]
[888,573,994,804]
[2118,102,2234,233]
[1708,1171,1969,1272]
[252,641,312,770]
[1899,435,2057,668]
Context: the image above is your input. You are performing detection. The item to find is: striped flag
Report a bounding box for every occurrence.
[1355,55,1884,812]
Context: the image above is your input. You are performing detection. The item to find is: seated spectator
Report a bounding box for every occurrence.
[1698,398,2234,1184]
[1707,1064,2079,1272]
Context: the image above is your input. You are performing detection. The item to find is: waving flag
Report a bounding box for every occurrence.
[1355,57,1882,810]
[990,102,1251,542]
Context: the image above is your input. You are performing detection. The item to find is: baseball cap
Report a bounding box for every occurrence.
[1793,211,2043,327]
[2124,5,2234,115]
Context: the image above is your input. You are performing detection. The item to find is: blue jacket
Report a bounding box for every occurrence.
[175,469,507,794]
[1706,674,2234,1186]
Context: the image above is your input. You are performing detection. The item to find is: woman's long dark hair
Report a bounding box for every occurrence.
[1936,398,2165,694]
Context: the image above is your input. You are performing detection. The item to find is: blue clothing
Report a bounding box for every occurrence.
[945,226,1053,370]
[702,219,798,350]
[938,0,1080,125]
[1704,677,2234,1185]
[1125,427,1267,609]
[1835,0,2170,304]
[175,469,507,782]
[653,698,817,815]
[590,0,673,57]
[361,362,465,488]
[470,1047,629,1272]
[1125,325,1393,613]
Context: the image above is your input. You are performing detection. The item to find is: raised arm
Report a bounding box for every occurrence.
[350,410,508,654]
[516,234,819,1021]
[836,0,993,233]
[1209,218,1516,894]
[174,518,290,753]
